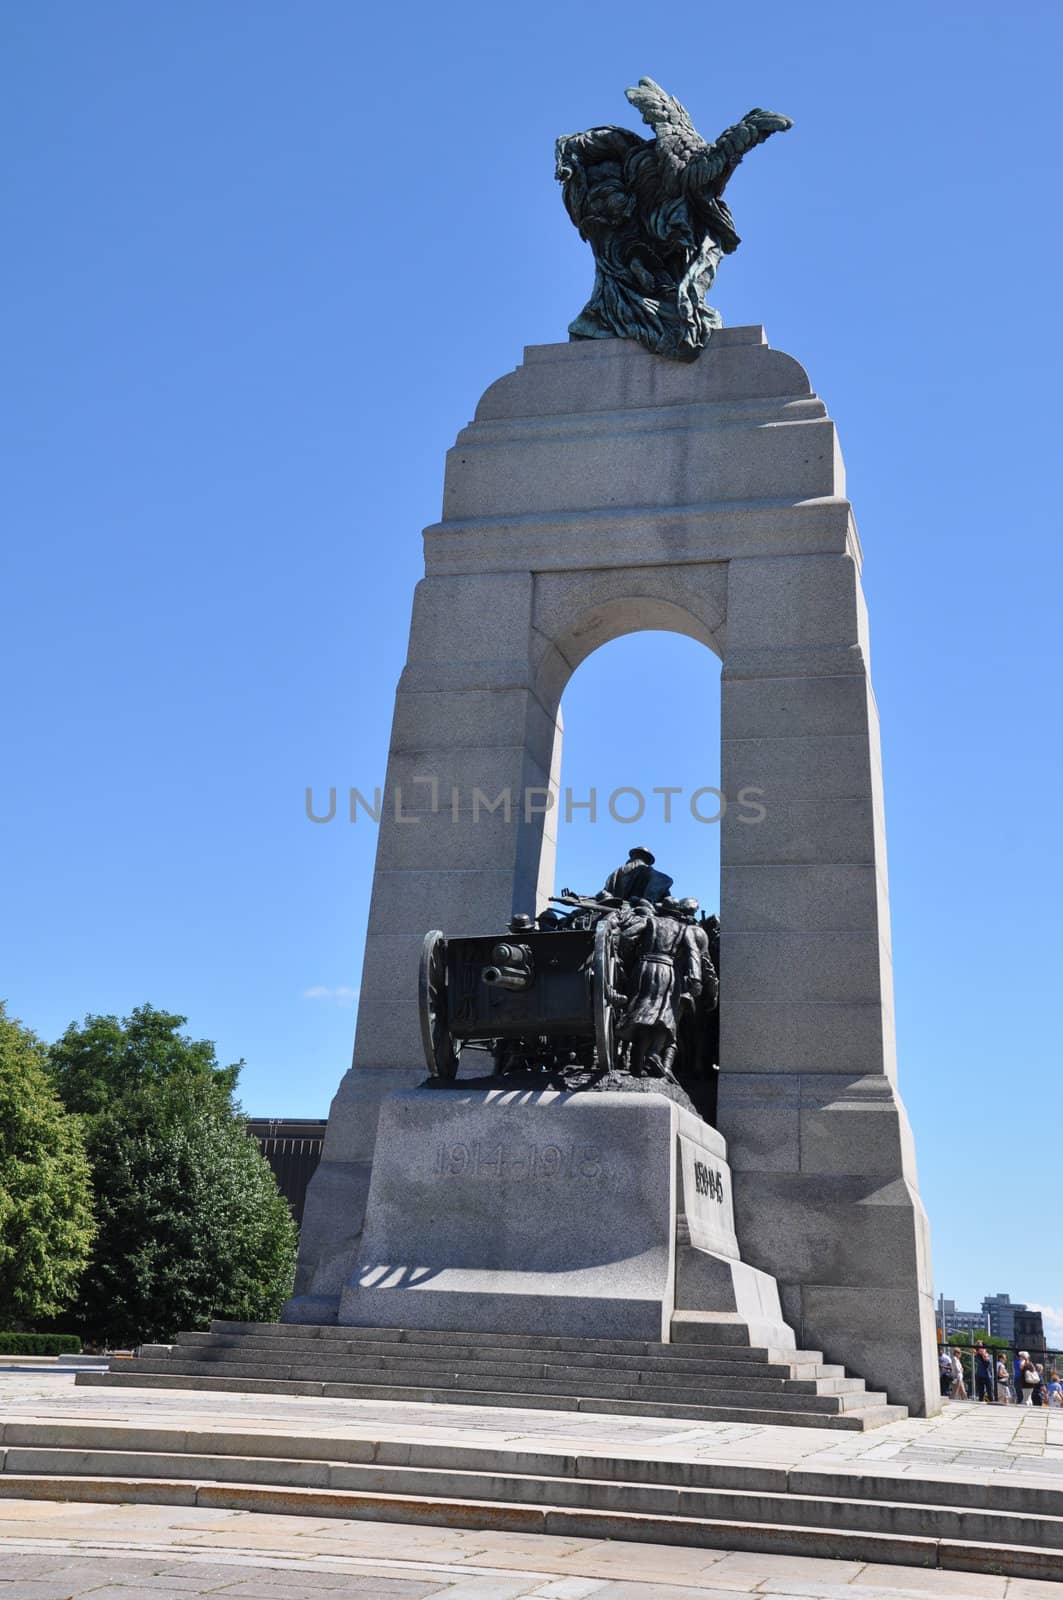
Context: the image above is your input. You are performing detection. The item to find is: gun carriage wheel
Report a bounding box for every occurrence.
[418,929,461,1079]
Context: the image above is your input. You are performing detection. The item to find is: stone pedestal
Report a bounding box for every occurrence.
[288,329,939,1418]
[339,1087,792,1347]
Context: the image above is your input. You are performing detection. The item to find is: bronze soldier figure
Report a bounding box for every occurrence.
[599,846,673,906]
[616,896,703,1078]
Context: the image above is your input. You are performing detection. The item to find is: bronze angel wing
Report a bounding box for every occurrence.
[624,78,707,193]
[625,77,792,199]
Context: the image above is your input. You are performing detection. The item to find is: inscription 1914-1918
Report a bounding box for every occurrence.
[436,1142,602,1182]
[694,1158,725,1203]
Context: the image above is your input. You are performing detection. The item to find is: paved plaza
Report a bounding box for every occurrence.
[0,1372,1060,1599]
[3,1373,1062,1482]
[3,1499,1061,1600]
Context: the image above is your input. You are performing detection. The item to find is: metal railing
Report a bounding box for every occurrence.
[937,1340,1062,1403]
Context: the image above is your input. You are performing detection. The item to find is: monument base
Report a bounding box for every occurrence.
[338,1087,794,1348]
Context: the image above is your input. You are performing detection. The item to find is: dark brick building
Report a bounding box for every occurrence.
[1013,1308,1047,1356]
[246,1118,326,1226]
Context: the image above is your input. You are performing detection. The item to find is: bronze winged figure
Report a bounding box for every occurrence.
[555,79,791,362]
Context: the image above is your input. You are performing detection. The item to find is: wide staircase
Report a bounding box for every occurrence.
[77,1318,906,1431]
[0,1336,1054,1580]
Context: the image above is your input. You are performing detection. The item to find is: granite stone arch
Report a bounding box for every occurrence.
[533,584,724,712]
[287,329,939,1417]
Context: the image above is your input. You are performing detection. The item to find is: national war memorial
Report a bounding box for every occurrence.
[279,79,940,1422]
[77,78,991,1539]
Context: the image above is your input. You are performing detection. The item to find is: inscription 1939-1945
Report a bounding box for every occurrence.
[694,1158,725,1203]
[436,1142,602,1182]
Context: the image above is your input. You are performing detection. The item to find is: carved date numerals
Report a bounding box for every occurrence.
[694,1158,725,1203]
[435,1142,602,1181]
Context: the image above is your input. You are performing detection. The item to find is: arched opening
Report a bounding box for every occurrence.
[538,626,724,1122]
[550,630,724,920]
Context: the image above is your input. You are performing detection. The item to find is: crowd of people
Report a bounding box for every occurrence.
[939,1342,1063,1404]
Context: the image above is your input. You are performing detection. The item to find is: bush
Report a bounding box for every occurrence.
[0,1332,81,1355]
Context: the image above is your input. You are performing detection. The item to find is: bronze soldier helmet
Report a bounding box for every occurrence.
[629,846,655,865]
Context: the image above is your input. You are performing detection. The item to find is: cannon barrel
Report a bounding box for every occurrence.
[482,965,531,991]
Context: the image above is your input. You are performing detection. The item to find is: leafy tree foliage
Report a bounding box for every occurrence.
[49,1006,296,1347]
[942,1329,1008,1351]
[0,1003,95,1326]
[49,1004,239,1120]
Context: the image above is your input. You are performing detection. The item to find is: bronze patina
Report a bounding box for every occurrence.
[556,78,791,362]
[418,851,721,1120]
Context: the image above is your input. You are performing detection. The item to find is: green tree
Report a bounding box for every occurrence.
[0,1003,95,1326]
[49,1004,239,1119]
[49,1006,296,1347]
[944,1329,1007,1351]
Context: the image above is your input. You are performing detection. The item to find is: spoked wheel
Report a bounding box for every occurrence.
[418,929,461,1079]
[592,915,622,1074]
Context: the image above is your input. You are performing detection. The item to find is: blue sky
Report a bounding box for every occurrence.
[4,1,1062,1331]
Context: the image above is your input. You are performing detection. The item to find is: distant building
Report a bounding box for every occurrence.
[939,1298,985,1338]
[1013,1308,1047,1356]
[246,1118,326,1226]
[981,1293,1027,1343]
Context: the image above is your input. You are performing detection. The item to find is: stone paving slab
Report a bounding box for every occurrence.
[0,1502,1061,1599]
[0,1375,1060,1597]
[1,1375,1059,1488]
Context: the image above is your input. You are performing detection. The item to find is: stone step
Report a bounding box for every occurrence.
[77,1368,904,1430]
[669,1315,806,1352]
[0,1469,1057,1582]
[115,1354,882,1414]
[8,1420,1063,1522]
[93,1318,904,1430]
[213,1319,827,1365]
[171,1333,845,1381]
[6,1445,1063,1548]
[158,1344,862,1394]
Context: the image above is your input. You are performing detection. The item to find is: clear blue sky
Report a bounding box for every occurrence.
[4,1,1062,1334]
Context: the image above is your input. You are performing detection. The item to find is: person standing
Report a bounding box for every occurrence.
[1015,1350,1029,1405]
[939,1346,955,1398]
[973,1341,996,1403]
[996,1353,1012,1403]
[1017,1351,1038,1405]
[951,1348,968,1400]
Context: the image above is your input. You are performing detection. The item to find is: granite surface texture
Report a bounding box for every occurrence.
[341,1089,744,1343]
[291,331,938,1420]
